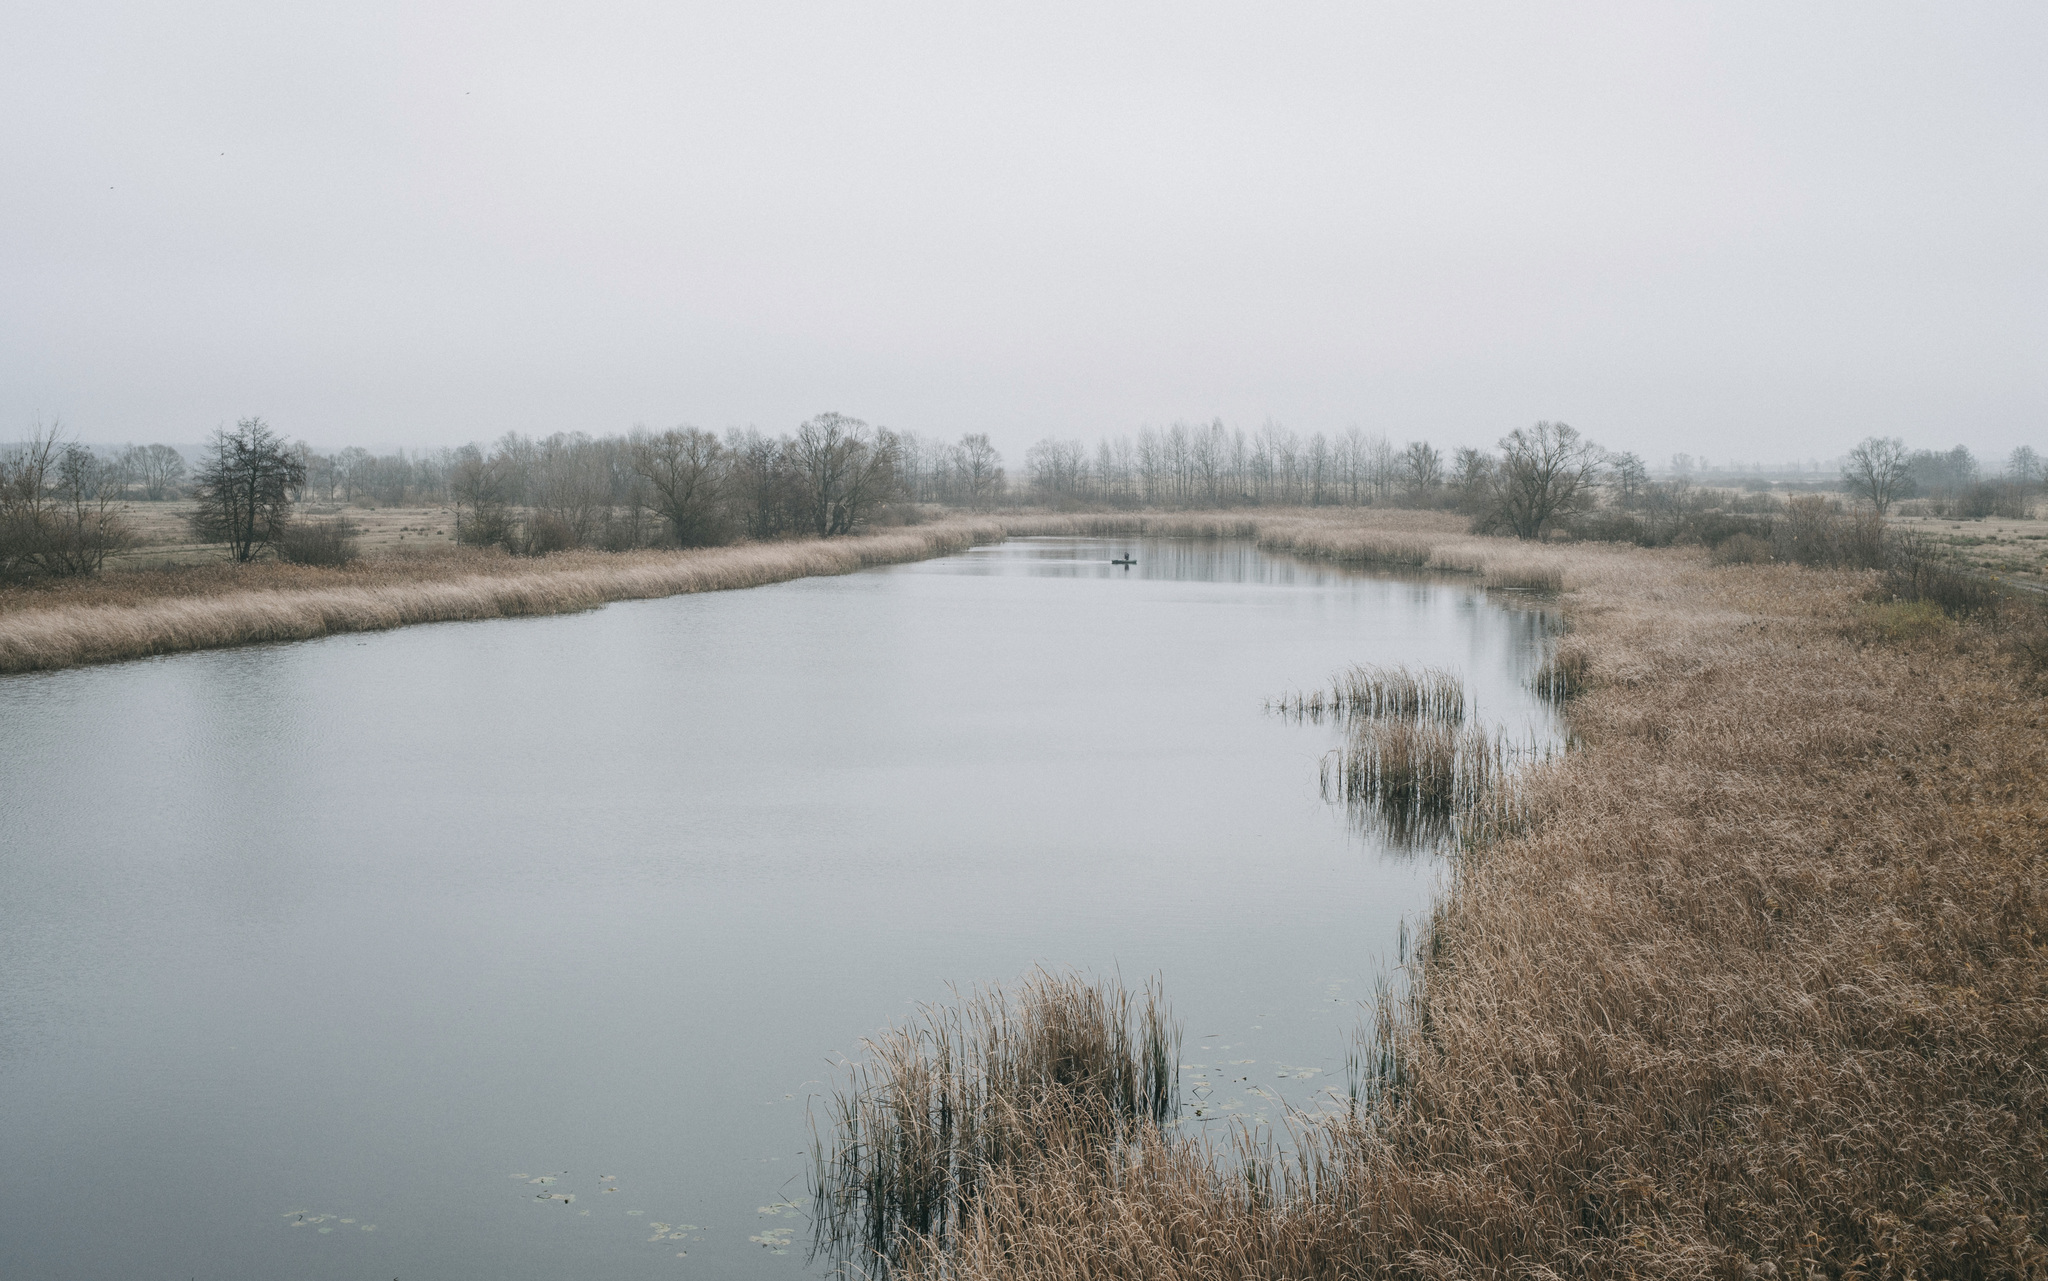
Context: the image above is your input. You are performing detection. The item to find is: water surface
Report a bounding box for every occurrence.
[0,536,1554,1279]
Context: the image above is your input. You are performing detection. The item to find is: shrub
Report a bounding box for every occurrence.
[1878,548,2002,618]
[1773,496,1884,568]
[1710,533,1773,565]
[274,517,360,567]
[456,504,517,549]
[519,511,576,556]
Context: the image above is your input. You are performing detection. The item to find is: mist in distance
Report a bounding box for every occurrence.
[4,1,2044,465]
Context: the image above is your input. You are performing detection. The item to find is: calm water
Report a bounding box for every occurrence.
[0,537,1555,1280]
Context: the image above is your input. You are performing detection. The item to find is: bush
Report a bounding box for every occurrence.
[1878,546,2002,618]
[1710,533,1773,565]
[1687,510,1774,547]
[1772,496,1885,569]
[456,504,517,549]
[274,517,360,566]
[518,511,576,556]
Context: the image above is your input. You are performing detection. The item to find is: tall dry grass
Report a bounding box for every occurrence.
[866,547,2048,1281]
[1272,663,1468,723]
[812,970,1179,1274]
[0,520,1025,674]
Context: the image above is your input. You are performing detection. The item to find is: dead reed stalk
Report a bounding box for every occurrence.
[1271,662,1466,723]
[812,970,1179,1275]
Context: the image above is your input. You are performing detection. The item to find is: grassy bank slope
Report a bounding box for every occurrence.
[900,543,2048,1280]
[0,521,1024,674]
[0,508,1576,675]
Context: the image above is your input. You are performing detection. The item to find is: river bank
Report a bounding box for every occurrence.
[880,540,2048,1280]
[0,509,1577,675]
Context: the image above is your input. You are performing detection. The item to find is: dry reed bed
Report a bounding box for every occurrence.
[0,508,1587,675]
[0,522,1014,674]
[885,550,2048,1280]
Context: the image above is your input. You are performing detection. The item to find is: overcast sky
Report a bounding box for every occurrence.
[5,2,2044,467]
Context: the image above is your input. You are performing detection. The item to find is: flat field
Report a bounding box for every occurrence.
[1891,512,2048,586]
[106,498,458,565]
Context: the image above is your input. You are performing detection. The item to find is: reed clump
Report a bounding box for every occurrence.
[1320,718,1531,848]
[1483,563,1563,592]
[812,970,1179,1275]
[1533,638,1591,701]
[1272,662,1467,724]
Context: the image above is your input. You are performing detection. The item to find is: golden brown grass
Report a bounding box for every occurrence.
[861,546,2048,1281]
[0,521,1015,673]
[813,970,1180,1274]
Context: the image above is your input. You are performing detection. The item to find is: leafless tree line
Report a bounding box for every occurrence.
[452,414,997,552]
[1840,437,2040,518]
[1020,421,1461,510]
[7,411,2041,578]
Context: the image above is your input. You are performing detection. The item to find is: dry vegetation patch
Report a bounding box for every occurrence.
[864,548,2048,1281]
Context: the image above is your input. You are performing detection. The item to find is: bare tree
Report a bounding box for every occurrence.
[1,427,132,579]
[955,433,1004,508]
[115,442,187,500]
[450,443,517,546]
[1400,441,1444,504]
[1026,437,1088,506]
[1608,451,1649,510]
[631,427,727,547]
[190,418,307,561]
[1840,436,1910,516]
[1481,421,1603,539]
[790,413,898,535]
[2007,445,2041,489]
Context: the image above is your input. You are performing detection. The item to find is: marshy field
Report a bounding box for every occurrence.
[2,511,2044,1280]
[823,534,2048,1281]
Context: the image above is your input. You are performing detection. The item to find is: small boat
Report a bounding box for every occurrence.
[1111,556,1137,567]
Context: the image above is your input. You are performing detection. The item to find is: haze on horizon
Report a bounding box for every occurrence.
[4,1,2044,468]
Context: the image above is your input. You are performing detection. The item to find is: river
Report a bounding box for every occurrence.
[0,536,1556,1279]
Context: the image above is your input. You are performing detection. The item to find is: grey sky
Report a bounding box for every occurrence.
[5,2,2044,466]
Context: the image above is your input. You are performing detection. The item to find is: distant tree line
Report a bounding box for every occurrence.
[1018,421,1462,509]
[4,412,2042,580]
[445,415,1004,553]
[1836,439,2041,519]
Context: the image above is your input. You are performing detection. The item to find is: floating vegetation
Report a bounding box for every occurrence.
[811,969,1180,1275]
[281,1210,376,1234]
[1269,664,1466,724]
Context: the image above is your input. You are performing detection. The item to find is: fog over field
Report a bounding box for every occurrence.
[4,2,2044,464]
